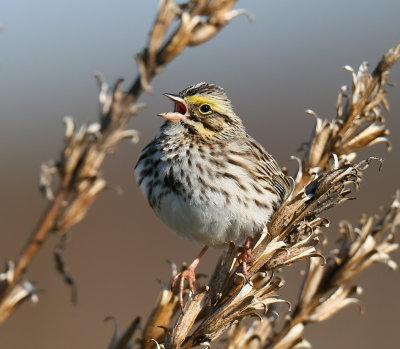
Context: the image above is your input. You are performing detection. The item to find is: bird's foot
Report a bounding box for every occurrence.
[171,263,199,310]
[237,236,254,283]
[171,245,208,310]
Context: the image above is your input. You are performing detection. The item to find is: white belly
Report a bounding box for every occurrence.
[155,190,264,248]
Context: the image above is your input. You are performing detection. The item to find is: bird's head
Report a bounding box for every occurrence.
[158,82,244,139]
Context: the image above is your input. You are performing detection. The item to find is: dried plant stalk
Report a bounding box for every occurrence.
[294,43,400,193]
[123,43,400,349]
[265,191,399,348]
[0,0,249,324]
[1,2,398,348]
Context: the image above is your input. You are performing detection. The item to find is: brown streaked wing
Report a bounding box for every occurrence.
[244,136,294,202]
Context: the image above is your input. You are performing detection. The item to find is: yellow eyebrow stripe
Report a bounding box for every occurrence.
[185,95,227,114]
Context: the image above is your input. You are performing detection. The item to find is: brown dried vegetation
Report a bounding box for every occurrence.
[0,1,399,349]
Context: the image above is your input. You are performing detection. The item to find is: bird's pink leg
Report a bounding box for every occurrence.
[171,245,208,309]
[237,236,254,281]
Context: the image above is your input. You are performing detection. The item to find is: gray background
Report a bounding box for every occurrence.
[0,0,399,348]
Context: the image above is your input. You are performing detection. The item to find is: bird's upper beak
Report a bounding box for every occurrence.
[158,93,189,121]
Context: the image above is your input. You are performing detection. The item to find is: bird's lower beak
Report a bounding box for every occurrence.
[158,93,189,121]
[158,112,187,120]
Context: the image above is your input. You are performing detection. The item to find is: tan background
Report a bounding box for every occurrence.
[0,0,399,348]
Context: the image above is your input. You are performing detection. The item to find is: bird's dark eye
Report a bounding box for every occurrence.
[200,104,212,114]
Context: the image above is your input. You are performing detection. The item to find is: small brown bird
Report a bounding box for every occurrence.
[135,82,293,307]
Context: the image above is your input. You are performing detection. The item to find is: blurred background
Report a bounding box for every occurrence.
[0,0,399,348]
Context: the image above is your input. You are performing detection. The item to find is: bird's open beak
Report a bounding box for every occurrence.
[158,93,189,121]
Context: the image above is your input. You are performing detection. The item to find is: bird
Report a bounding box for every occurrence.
[134,82,293,307]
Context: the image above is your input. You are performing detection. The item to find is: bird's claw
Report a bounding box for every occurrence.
[171,265,199,310]
[170,246,208,311]
[237,236,254,283]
